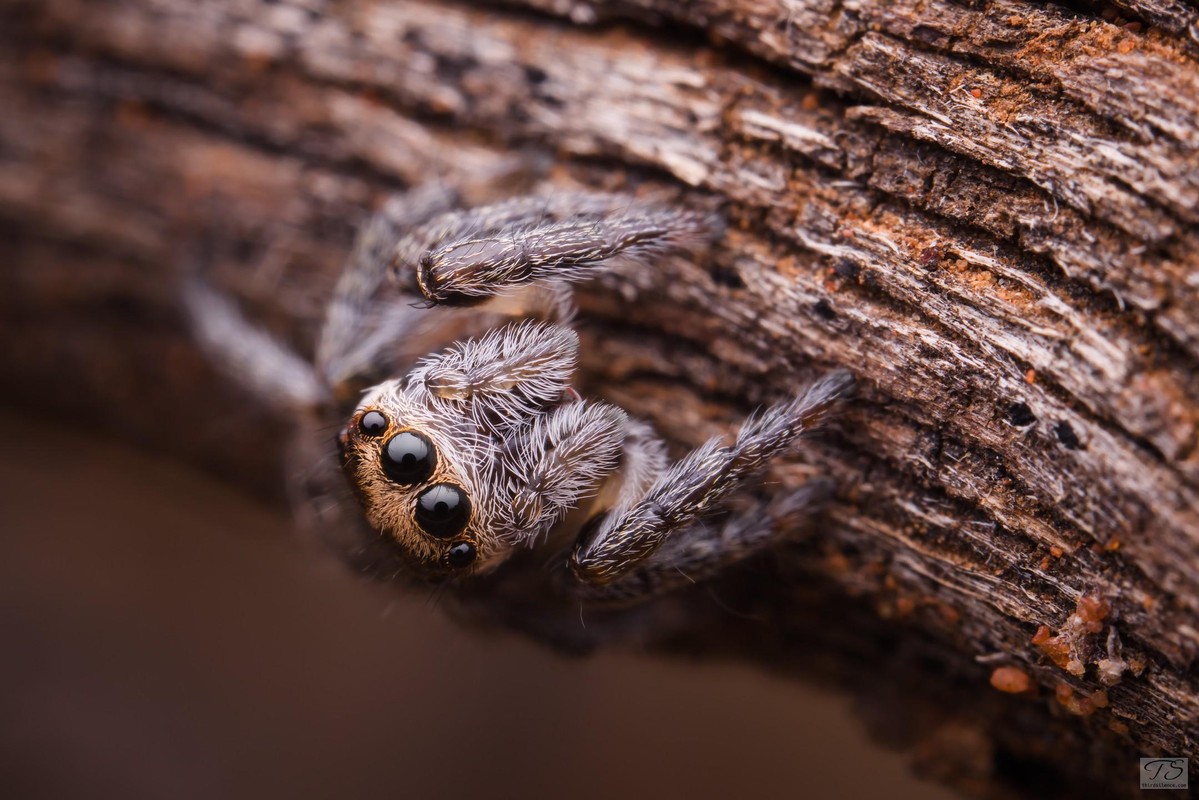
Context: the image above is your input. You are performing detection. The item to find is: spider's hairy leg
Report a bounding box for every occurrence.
[497,400,628,541]
[569,369,853,585]
[409,320,581,423]
[411,192,722,306]
[316,183,460,390]
[389,191,648,292]
[183,279,327,412]
[392,194,597,286]
[570,480,834,606]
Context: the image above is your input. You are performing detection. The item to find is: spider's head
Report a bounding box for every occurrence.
[338,322,619,582]
[338,381,503,580]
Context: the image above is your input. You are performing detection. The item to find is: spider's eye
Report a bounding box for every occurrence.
[415,483,470,538]
[358,410,388,437]
[446,541,477,569]
[381,431,436,484]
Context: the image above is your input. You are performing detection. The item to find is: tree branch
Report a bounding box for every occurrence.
[1,0,1196,794]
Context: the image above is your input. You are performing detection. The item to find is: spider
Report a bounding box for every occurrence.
[187,184,852,645]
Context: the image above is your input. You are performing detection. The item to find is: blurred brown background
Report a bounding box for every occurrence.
[0,411,952,799]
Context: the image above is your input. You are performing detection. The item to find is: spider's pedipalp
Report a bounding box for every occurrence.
[493,400,628,544]
[410,320,580,431]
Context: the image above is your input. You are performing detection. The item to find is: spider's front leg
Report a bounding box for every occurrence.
[392,191,721,308]
[569,369,854,586]
[570,480,835,606]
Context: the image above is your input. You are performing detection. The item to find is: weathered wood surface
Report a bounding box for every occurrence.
[2,0,1197,795]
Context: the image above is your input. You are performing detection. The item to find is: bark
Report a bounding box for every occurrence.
[2,0,1197,796]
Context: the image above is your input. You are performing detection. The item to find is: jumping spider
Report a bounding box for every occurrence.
[188,184,852,646]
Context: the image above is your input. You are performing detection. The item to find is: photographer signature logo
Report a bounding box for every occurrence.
[1141,758,1188,789]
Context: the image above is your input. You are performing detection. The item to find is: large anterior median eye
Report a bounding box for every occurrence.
[381,431,436,485]
[415,483,471,538]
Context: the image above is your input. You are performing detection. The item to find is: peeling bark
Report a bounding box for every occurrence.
[1,0,1197,796]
